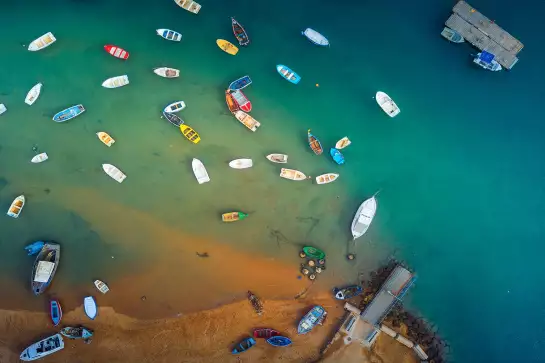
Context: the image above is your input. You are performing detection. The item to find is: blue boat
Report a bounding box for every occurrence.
[232,337,256,354]
[297,305,327,334]
[53,104,85,122]
[267,335,292,347]
[334,285,363,300]
[50,300,62,326]
[228,75,252,90]
[276,64,301,84]
[25,241,44,256]
[330,148,345,165]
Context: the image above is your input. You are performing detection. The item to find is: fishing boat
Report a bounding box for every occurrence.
[229,158,253,169]
[440,27,464,43]
[53,104,85,122]
[225,90,239,113]
[351,196,377,240]
[28,32,56,51]
[164,101,186,113]
[233,110,260,132]
[192,158,210,184]
[232,337,256,354]
[222,212,248,222]
[276,64,301,84]
[307,129,323,155]
[180,124,201,143]
[25,83,42,105]
[174,0,201,14]
[473,51,502,72]
[31,242,60,295]
[20,334,64,361]
[230,89,251,112]
[266,154,288,163]
[267,336,292,347]
[280,168,307,181]
[102,75,129,88]
[335,136,351,149]
[300,246,325,260]
[31,152,48,163]
[50,300,62,326]
[94,279,110,294]
[104,44,129,59]
[84,296,98,320]
[96,132,115,147]
[247,291,263,315]
[102,163,127,183]
[330,148,345,165]
[253,328,279,339]
[61,327,93,340]
[302,28,329,46]
[297,305,327,334]
[25,241,44,256]
[315,173,339,185]
[153,67,180,78]
[228,75,252,90]
[7,195,25,218]
[216,39,239,55]
[333,285,363,300]
[156,28,182,42]
[376,91,400,117]
[0,104,6,115]
[231,17,250,46]
[162,111,184,127]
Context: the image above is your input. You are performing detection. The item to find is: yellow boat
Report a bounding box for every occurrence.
[216,39,238,55]
[180,124,201,144]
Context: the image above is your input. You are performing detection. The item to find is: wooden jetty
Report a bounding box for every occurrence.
[445,1,523,69]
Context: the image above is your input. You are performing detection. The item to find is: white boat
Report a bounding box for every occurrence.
[102,164,126,183]
[351,196,377,240]
[164,101,186,113]
[153,67,180,78]
[441,27,464,43]
[28,32,56,51]
[473,52,502,72]
[335,137,351,150]
[233,110,260,132]
[25,83,42,105]
[266,154,288,164]
[31,153,48,163]
[315,173,339,185]
[84,296,98,320]
[94,280,110,294]
[302,28,329,46]
[7,195,25,218]
[376,91,400,118]
[174,0,201,14]
[20,334,64,361]
[229,158,253,169]
[0,104,6,115]
[192,158,210,184]
[102,75,129,88]
[156,28,182,41]
[280,168,307,181]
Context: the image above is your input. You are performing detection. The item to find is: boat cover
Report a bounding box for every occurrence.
[34,261,55,282]
[479,51,495,63]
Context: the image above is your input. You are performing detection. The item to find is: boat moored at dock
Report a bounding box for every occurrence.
[473,51,502,71]
[441,27,464,43]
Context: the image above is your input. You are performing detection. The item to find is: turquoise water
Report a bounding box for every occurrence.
[1,0,545,362]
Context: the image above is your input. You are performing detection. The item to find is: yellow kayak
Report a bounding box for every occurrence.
[180,124,201,144]
[216,39,238,55]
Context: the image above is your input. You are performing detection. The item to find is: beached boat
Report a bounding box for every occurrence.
[20,334,64,361]
[61,327,93,340]
[7,195,25,218]
[376,91,400,117]
[216,39,239,55]
[298,305,327,334]
[335,136,351,150]
[84,296,98,320]
[232,337,256,354]
[180,124,201,143]
[104,44,129,59]
[25,241,45,256]
[266,154,288,164]
[225,90,239,113]
[156,28,182,41]
[222,212,248,222]
[231,18,250,46]
[192,158,210,184]
[473,51,502,72]
[334,285,363,300]
[315,173,339,185]
[229,158,253,169]
[31,152,48,163]
[162,111,184,127]
[276,64,301,84]
[307,129,323,155]
[230,89,251,112]
[25,83,42,105]
[174,0,201,14]
[50,300,62,326]
[96,132,115,147]
[302,28,329,46]
[31,242,60,295]
[300,246,326,260]
[228,75,252,91]
[102,163,127,183]
[0,104,6,115]
[94,279,110,294]
[351,196,377,240]
[247,291,263,315]
[441,27,464,43]
[164,101,186,113]
[280,168,307,181]
[253,328,279,339]
[233,110,260,132]
[102,75,129,88]
[267,336,292,347]
[53,104,85,122]
[330,148,345,165]
[28,32,56,51]
[153,67,180,78]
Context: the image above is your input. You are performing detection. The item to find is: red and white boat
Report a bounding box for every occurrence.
[230,89,252,112]
[104,45,129,60]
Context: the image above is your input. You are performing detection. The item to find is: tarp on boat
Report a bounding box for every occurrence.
[34,261,55,282]
[479,51,495,63]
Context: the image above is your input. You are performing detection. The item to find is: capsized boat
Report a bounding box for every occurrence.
[53,104,85,122]
[330,148,345,165]
[7,195,25,218]
[84,296,98,320]
[96,132,115,147]
[192,158,210,184]
[25,241,44,256]
[28,32,56,51]
[164,101,186,113]
[180,124,201,143]
[102,163,127,183]
[174,0,201,14]
[20,334,64,361]
[31,152,48,163]
[216,39,239,55]
[230,89,251,112]
[302,28,329,46]
[222,212,248,222]
[50,300,62,326]
[156,28,182,41]
[232,337,256,354]
[225,90,239,113]
[351,196,377,240]
[473,51,502,71]
[61,327,93,340]
[280,168,307,181]
[334,285,363,300]
[266,154,288,163]
[231,17,250,46]
[162,111,184,127]
[376,91,400,117]
[25,83,42,105]
[301,246,325,260]
[228,75,252,90]
[335,136,351,149]
[253,328,279,339]
[315,173,339,185]
[276,64,301,84]
[94,279,110,294]
[307,129,323,155]
[0,104,6,115]
[298,305,327,334]
[31,242,60,295]
[104,44,129,59]
[267,336,292,347]
[229,158,253,169]
[153,67,180,78]
[233,110,260,132]
[441,27,464,43]
[102,75,129,88]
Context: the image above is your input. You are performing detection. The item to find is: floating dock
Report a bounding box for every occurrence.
[445,1,523,69]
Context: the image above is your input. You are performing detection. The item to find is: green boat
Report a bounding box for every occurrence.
[222,212,248,222]
[301,246,325,260]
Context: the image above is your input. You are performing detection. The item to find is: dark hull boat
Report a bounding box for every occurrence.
[334,285,363,300]
[228,75,252,91]
[307,129,323,155]
[162,111,184,127]
[231,17,250,46]
[267,335,292,347]
[232,337,256,354]
[31,243,60,295]
[60,327,93,340]
[298,305,327,334]
[253,328,279,339]
[247,291,263,315]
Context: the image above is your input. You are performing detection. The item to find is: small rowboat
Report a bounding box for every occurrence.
[216,39,238,55]
[298,305,327,334]
[31,153,48,163]
[253,328,279,339]
[248,291,263,315]
[25,83,42,105]
[164,101,186,113]
[222,212,248,222]
[225,90,239,113]
[330,148,345,165]
[94,279,110,294]
[28,32,56,51]
[228,75,252,91]
[441,27,464,43]
[0,104,6,115]
[156,28,182,42]
[280,168,307,181]
[104,45,129,59]
[334,285,363,300]
[230,89,251,112]
[153,67,180,78]
[267,336,292,347]
[232,337,256,354]
[266,154,288,163]
[20,334,64,361]
[162,111,184,127]
[180,124,201,144]
[229,158,253,169]
[96,132,115,147]
[25,241,45,256]
[31,243,60,295]
[192,158,210,184]
[84,296,98,320]
[174,0,201,14]
[7,195,25,218]
[102,163,126,183]
[316,173,339,184]
[50,300,62,326]
[231,18,250,46]
[276,64,301,84]
[351,196,377,240]
[307,129,323,155]
[233,110,260,132]
[102,75,129,88]
[302,28,330,46]
[61,327,93,340]
[376,91,400,117]
[335,137,351,149]
[301,246,326,260]
[53,105,85,122]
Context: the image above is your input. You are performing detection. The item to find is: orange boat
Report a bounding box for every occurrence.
[96,132,115,147]
[225,90,239,113]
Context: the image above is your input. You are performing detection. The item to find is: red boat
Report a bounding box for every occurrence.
[230,89,252,113]
[253,328,279,339]
[104,45,129,60]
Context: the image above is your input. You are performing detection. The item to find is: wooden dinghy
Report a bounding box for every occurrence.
[266,154,288,164]
[216,39,239,55]
[28,32,56,51]
[376,91,400,117]
[233,110,260,132]
[153,67,180,78]
[20,334,64,361]
[102,75,129,88]
[231,17,250,46]
[104,45,129,59]
[225,90,239,113]
[335,136,351,149]
[84,296,98,320]
[315,173,339,185]
[164,101,186,113]
[351,196,377,240]
[25,83,42,105]
[253,328,280,339]
[180,124,201,144]
[307,129,323,155]
[232,337,256,355]
[94,279,110,294]
[53,104,85,122]
[174,0,201,14]
[162,111,184,127]
[50,299,62,326]
[7,195,25,218]
[0,104,6,115]
[222,212,248,222]
[156,28,182,41]
[229,158,253,169]
[192,158,210,184]
[96,132,115,147]
[302,28,330,46]
[31,152,48,163]
[228,75,252,91]
[280,168,307,181]
[276,64,301,84]
[230,89,251,112]
[102,163,126,183]
[31,243,60,295]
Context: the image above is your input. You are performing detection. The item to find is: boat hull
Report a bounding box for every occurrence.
[351,196,377,239]
[222,212,248,222]
[376,91,400,117]
[253,328,280,339]
[298,305,327,334]
[31,243,60,295]
[267,336,292,347]
[28,32,56,51]
[334,285,363,300]
[20,334,64,361]
[225,91,239,113]
[102,163,126,183]
[25,83,42,105]
[164,101,186,113]
[180,124,201,143]
[276,64,301,84]
[94,279,110,293]
[96,132,115,147]
[61,327,93,340]
[228,75,252,90]
[102,75,129,88]
[308,130,323,155]
[174,0,201,14]
[233,110,260,132]
[330,148,345,165]
[335,136,351,149]
[229,158,253,169]
[192,158,210,184]
[53,105,85,122]
[104,45,129,59]
[302,246,325,260]
[153,67,180,78]
[316,173,339,184]
[84,296,98,320]
[232,337,256,354]
[7,195,25,218]
[266,154,288,163]
[50,300,62,326]
[280,168,306,181]
[231,18,250,46]
[302,28,329,46]
[162,111,184,126]
[216,39,238,55]
[156,29,182,41]
[230,89,251,112]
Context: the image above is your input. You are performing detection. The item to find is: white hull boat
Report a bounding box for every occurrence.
[31,153,48,163]
[94,280,110,294]
[302,28,329,46]
[233,110,260,132]
[351,196,377,240]
[192,158,210,184]
[156,28,182,41]
[153,67,180,78]
[229,158,253,169]
[164,101,186,113]
[473,52,502,71]
[28,32,56,51]
[280,168,307,181]
[102,163,126,183]
[25,83,43,105]
[335,137,351,149]
[0,104,6,115]
[174,0,201,14]
[7,195,25,218]
[316,173,339,185]
[266,154,288,163]
[20,334,64,361]
[376,91,400,117]
[84,296,98,320]
[102,75,129,88]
